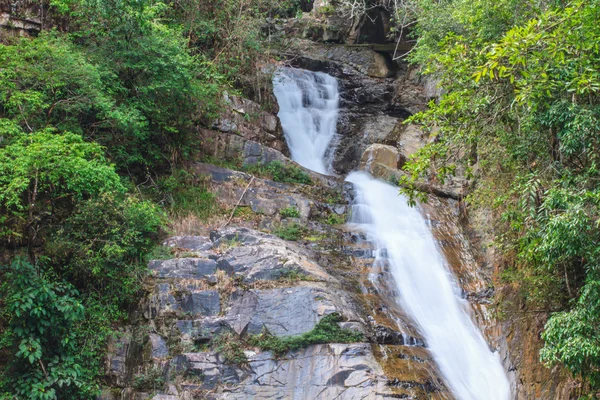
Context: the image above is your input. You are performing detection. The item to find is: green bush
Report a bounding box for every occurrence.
[245,161,312,185]
[0,259,93,399]
[402,0,600,390]
[272,223,304,241]
[0,129,125,248]
[279,206,300,218]
[47,194,165,306]
[248,313,363,356]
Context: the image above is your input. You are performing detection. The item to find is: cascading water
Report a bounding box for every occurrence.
[272,67,339,174]
[346,171,511,400]
[273,66,511,399]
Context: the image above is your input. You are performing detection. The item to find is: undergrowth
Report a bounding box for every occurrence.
[248,313,363,356]
[245,161,312,185]
[209,313,363,365]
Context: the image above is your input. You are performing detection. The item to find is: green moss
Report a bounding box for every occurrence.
[276,268,309,282]
[248,313,363,356]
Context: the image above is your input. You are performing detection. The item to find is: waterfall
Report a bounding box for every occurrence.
[346,171,511,400]
[272,67,339,174]
[273,66,511,399]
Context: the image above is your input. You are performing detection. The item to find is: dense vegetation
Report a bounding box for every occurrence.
[3,0,599,396]
[0,0,307,398]
[396,0,600,393]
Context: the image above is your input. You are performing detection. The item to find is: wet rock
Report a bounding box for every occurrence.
[373,325,425,347]
[285,39,395,78]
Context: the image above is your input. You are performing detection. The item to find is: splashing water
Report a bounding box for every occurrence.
[272,67,339,174]
[346,171,511,400]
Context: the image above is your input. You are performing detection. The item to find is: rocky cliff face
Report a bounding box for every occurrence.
[0,0,43,38]
[100,8,574,400]
[101,161,454,399]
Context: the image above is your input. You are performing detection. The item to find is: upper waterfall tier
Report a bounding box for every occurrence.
[272,68,339,175]
[346,171,511,400]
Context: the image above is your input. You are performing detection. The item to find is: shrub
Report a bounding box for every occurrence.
[248,313,363,356]
[0,129,125,249]
[245,161,312,185]
[279,207,300,218]
[272,223,304,241]
[0,259,94,399]
[210,332,248,365]
[46,195,166,306]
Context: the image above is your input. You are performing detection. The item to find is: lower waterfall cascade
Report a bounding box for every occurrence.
[347,171,511,400]
[273,67,512,400]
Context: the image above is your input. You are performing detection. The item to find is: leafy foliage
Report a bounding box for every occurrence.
[0,0,299,396]
[0,129,124,248]
[402,0,600,391]
[0,259,92,399]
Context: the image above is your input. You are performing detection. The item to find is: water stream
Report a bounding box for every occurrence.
[347,172,510,400]
[272,67,339,175]
[273,68,511,400]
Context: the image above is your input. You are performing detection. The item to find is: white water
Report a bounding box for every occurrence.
[347,171,511,400]
[272,67,339,174]
[273,66,511,399]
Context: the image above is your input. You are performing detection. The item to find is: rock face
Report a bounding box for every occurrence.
[1,2,42,38]
[286,39,395,78]
[104,162,455,399]
[360,144,400,170]
[200,93,289,166]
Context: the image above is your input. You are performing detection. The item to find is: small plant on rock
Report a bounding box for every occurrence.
[272,223,305,241]
[133,365,165,392]
[248,313,363,356]
[279,206,300,218]
[245,161,312,185]
[210,332,247,365]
